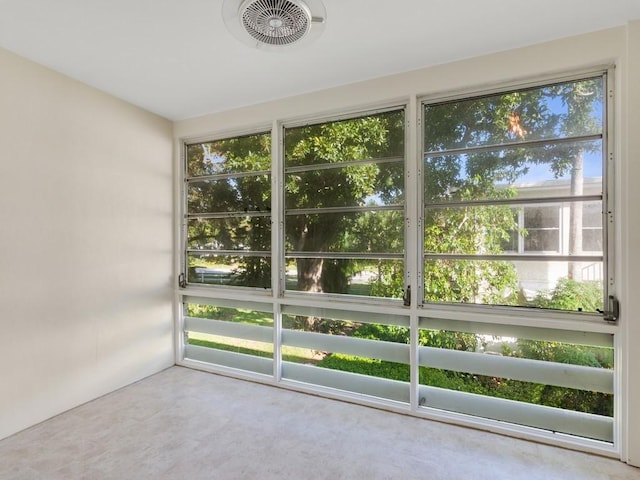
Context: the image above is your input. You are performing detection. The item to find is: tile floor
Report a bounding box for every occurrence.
[1,366,639,479]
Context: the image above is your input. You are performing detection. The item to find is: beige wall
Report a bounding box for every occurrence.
[621,19,640,466]
[0,48,174,440]
[174,25,640,464]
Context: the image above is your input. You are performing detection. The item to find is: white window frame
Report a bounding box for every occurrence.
[279,105,408,300]
[175,66,619,459]
[417,68,614,317]
[180,126,274,293]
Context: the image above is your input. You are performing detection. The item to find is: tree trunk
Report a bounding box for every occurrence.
[296,257,324,293]
[568,148,584,279]
[296,257,324,331]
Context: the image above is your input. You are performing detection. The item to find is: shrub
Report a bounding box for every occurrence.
[531,277,603,312]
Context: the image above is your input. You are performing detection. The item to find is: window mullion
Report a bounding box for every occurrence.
[272,120,284,298]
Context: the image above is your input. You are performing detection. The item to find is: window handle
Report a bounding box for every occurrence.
[597,295,619,322]
[403,285,411,307]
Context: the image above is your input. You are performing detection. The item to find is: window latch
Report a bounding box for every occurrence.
[178,273,186,289]
[403,285,411,307]
[597,295,619,322]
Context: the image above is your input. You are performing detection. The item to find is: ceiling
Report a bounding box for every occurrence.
[0,0,638,121]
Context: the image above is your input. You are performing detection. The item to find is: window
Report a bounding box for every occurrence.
[523,205,561,252]
[185,132,272,288]
[179,70,617,450]
[280,307,410,402]
[422,75,607,312]
[417,318,613,442]
[283,109,405,298]
[183,299,274,375]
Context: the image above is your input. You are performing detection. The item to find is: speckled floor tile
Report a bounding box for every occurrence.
[0,367,638,480]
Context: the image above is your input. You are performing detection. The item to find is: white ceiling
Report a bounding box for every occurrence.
[0,0,638,121]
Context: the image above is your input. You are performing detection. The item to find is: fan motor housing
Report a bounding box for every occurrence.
[241,0,311,46]
[223,0,326,50]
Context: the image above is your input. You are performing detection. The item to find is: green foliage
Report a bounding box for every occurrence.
[319,322,612,416]
[187,133,272,288]
[186,78,605,312]
[186,304,273,326]
[285,110,405,295]
[318,354,410,381]
[517,339,613,369]
[360,210,405,299]
[507,338,613,415]
[531,277,603,312]
[315,351,612,415]
[368,261,405,299]
[187,304,224,319]
[422,187,520,306]
[421,78,604,308]
[424,259,519,305]
[321,259,357,294]
[188,307,613,416]
[531,386,612,416]
[282,315,352,335]
[352,324,410,343]
[418,368,484,393]
[351,324,476,351]
[419,329,477,351]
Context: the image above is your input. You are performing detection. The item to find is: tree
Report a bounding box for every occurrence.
[186,77,604,308]
[550,79,604,279]
[419,78,604,305]
[420,88,556,305]
[186,133,272,287]
[284,110,405,294]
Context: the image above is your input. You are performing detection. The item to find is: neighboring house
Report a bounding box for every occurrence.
[506,177,603,296]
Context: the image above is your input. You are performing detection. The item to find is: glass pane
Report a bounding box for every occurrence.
[188,175,271,214]
[424,77,604,152]
[188,217,271,251]
[583,229,603,252]
[285,110,404,168]
[186,132,271,177]
[285,162,403,209]
[286,211,404,254]
[286,258,404,298]
[418,327,613,417]
[423,259,604,311]
[583,201,603,226]
[423,141,602,203]
[188,253,271,288]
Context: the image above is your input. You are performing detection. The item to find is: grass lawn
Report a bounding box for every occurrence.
[188,332,323,364]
